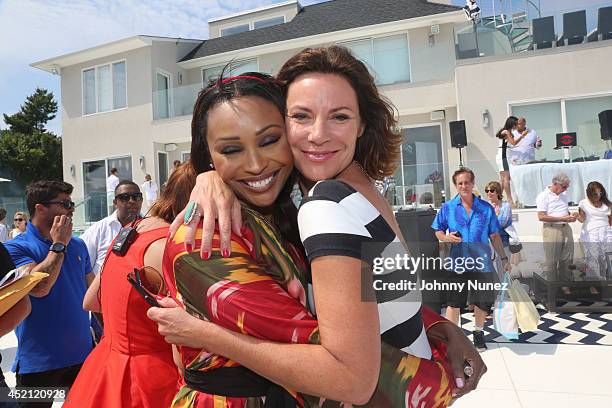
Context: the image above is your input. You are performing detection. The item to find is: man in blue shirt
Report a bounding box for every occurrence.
[432,168,510,351]
[4,181,94,407]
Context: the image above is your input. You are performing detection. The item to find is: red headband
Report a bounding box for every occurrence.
[220,75,268,85]
[201,75,269,97]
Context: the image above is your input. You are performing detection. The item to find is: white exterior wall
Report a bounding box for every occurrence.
[57,10,612,213]
[209,2,299,39]
[455,42,612,187]
[408,23,456,83]
[60,46,153,199]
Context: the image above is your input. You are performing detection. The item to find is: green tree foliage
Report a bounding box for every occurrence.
[3,88,57,135]
[0,89,62,186]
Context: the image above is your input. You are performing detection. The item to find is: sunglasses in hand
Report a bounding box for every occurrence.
[115,193,143,202]
[127,266,167,307]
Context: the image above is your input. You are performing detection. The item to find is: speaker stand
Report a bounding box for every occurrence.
[458,147,465,168]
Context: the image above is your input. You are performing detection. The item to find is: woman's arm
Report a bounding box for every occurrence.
[576,208,586,223]
[505,130,524,146]
[149,255,380,405]
[83,272,101,312]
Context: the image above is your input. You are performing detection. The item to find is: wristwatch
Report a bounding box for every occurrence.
[49,242,67,254]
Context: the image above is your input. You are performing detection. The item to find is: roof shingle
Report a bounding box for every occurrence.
[182,0,460,61]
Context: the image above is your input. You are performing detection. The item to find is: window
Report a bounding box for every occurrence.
[511,95,612,160]
[565,96,612,157]
[220,24,249,37]
[393,125,446,207]
[343,34,410,85]
[202,59,259,85]
[512,101,562,161]
[253,16,284,29]
[158,152,169,187]
[156,71,171,119]
[83,160,106,222]
[82,155,132,222]
[82,61,127,115]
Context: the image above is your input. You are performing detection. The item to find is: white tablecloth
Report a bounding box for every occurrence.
[510,160,612,206]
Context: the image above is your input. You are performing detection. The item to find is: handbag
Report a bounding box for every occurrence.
[507,277,540,332]
[505,224,523,254]
[493,274,519,339]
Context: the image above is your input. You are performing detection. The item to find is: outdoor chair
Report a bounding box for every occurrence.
[532,16,556,49]
[558,10,586,46]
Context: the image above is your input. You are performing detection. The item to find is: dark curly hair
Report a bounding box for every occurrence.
[276,45,402,180]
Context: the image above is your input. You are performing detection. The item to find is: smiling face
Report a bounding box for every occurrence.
[206,96,293,212]
[285,73,364,187]
[454,172,474,199]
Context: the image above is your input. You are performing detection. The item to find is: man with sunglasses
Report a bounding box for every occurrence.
[81,180,143,275]
[536,173,576,289]
[3,180,94,406]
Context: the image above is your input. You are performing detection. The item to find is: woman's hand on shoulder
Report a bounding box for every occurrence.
[168,170,242,258]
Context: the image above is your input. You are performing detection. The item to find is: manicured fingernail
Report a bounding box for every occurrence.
[185,244,193,253]
[222,249,230,258]
[455,378,465,388]
[201,251,209,260]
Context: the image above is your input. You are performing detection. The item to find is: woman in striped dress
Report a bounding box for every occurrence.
[153,46,486,407]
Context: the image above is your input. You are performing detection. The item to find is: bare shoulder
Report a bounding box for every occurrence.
[137,217,169,231]
[143,238,166,272]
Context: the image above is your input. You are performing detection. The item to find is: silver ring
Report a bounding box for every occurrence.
[464,365,474,377]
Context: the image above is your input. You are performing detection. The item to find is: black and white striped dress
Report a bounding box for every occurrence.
[298,179,432,360]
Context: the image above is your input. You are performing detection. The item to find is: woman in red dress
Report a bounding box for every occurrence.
[64,169,197,407]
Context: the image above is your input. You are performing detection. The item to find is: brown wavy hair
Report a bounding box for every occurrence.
[276,46,402,180]
[149,162,197,223]
[485,181,503,200]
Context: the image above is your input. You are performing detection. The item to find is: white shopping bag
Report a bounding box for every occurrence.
[493,274,519,340]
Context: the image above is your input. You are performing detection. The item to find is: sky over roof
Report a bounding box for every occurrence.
[0,0,323,134]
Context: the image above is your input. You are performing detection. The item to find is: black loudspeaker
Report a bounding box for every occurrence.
[449,120,467,148]
[599,110,612,140]
[395,209,443,311]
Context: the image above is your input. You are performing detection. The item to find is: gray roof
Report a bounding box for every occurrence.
[182,0,460,61]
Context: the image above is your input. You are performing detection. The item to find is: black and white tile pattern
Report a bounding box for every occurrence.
[460,303,612,345]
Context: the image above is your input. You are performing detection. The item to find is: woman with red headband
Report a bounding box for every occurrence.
[150,48,486,408]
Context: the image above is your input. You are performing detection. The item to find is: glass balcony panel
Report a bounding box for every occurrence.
[454,1,612,61]
[153,82,202,120]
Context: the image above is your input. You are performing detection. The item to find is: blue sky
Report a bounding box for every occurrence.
[0,0,604,135]
[0,0,324,135]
